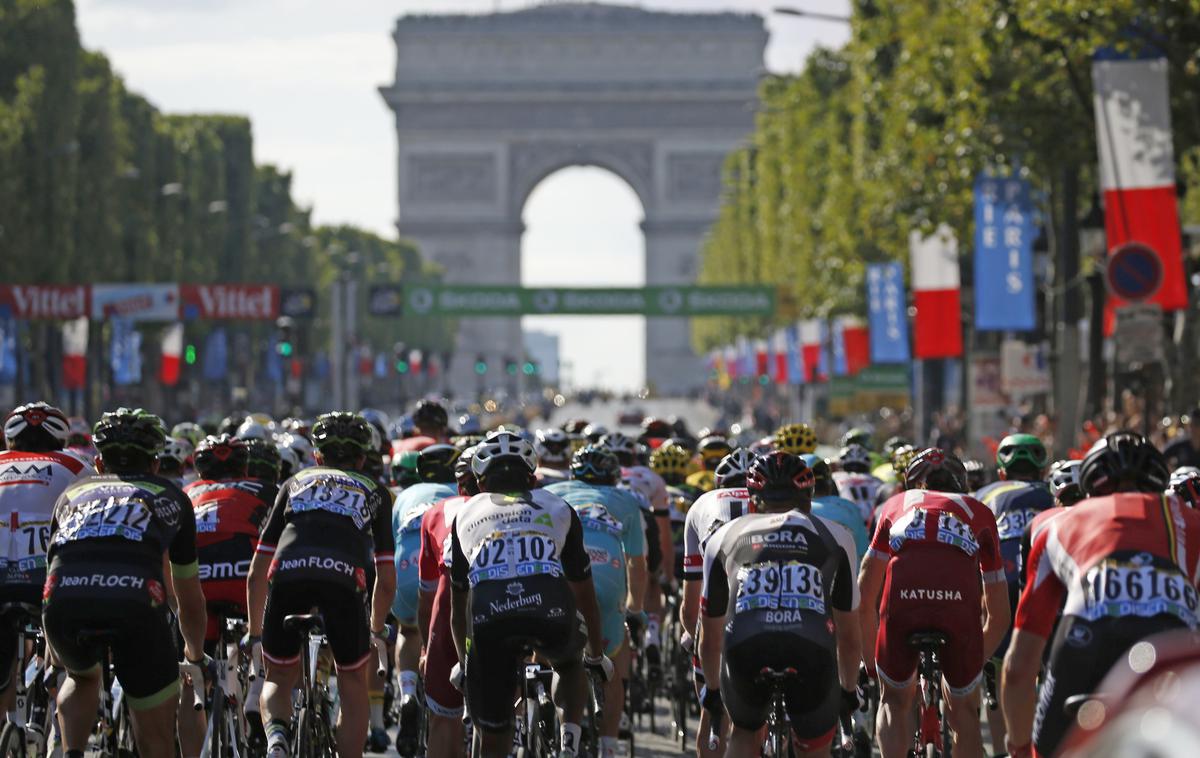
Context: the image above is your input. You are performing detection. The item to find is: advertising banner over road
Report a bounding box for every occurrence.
[0,285,90,320]
[974,175,1036,331]
[91,284,180,321]
[180,284,279,320]
[399,285,775,317]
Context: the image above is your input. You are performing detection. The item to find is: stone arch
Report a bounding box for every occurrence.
[509,141,656,219]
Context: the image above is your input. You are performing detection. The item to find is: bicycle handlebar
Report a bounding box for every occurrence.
[373,637,388,680]
[180,661,205,712]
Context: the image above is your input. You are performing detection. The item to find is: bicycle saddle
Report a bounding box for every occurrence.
[908,631,948,649]
[283,613,325,635]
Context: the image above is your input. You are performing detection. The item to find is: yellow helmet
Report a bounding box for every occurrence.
[892,444,918,484]
[650,443,692,480]
[774,423,817,455]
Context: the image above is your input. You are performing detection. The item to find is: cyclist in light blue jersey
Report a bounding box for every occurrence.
[546,444,647,758]
[802,454,869,564]
[390,444,460,750]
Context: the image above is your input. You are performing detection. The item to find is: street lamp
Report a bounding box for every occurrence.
[1079,196,1106,418]
[773,6,851,23]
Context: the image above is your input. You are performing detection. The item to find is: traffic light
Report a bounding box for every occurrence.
[393,342,409,374]
[504,356,517,376]
[184,344,197,365]
[474,354,488,375]
[394,357,409,374]
[277,340,293,357]
[275,316,295,358]
[522,361,536,376]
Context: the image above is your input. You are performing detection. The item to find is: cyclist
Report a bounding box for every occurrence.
[448,431,612,758]
[680,447,753,757]
[247,412,396,758]
[1002,432,1200,758]
[392,399,450,456]
[275,438,301,481]
[698,452,862,758]
[546,444,648,758]
[416,447,480,758]
[534,428,573,486]
[833,443,884,527]
[686,435,733,493]
[804,453,869,563]
[0,403,91,715]
[963,459,989,492]
[391,442,459,751]
[650,443,698,582]
[873,437,910,483]
[171,421,206,451]
[859,448,1009,758]
[156,436,193,487]
[1047,459,1084,509]
[391,450,422,490]
[243,436,282,486]
[774,422,818,456]
[1170,466,1200,508]
[45,408,208,758]
[65,416,98,466]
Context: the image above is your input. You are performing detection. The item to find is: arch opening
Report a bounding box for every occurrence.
[521,165,646,393]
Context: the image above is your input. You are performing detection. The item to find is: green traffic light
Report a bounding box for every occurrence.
[758,375,770,386]
[475,362,487,375]
[506,364,517,376]
[395,360,410,374]
[184,345,196,365]
[522,362,535,375]
[278,341,293,357]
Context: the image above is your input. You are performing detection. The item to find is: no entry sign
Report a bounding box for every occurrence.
[1106,242,1164,302]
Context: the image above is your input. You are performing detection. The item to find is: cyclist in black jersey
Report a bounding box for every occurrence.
[247,412,396,758]
[44,408,208,758]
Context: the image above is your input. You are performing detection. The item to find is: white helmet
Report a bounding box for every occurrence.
[838,443,872,473]
[1048,459,1083,502]
[276,442,301,479]
[471,430,537,479]
[276,431,315,469]
[534,428,571,465]
[159,436,194,466]
[236,419,269,441]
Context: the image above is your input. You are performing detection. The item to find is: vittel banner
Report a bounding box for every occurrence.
[179,284,279,320]
[0,285,90,320]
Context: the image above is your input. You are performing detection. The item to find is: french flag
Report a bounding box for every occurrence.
[771,329,789,384]
[839,316,870,376]
[159,322,184,386]
[754,339,769,378]
[61,317,88,391]
[1093,47,1187,323]
[909,225,963,359]
[799,319,825,382]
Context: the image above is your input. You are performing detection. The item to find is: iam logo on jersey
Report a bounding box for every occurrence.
[42,572,57,601]
[147,579,165,606]
[355,568,367,591]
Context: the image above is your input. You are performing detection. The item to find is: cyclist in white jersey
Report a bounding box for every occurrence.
[832,444,883,527]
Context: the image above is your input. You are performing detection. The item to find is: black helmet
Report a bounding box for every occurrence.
[571,444,621,486]
[1080,432,1169,496]
[714,448,754,489]
[390,451,421,489]
[562,418,590,435]
[93,408,167,471]
[4,402,70,451]
[641,417,671,440]
[904,448,968,493]
[455,445,480,496]
[194,434,249,480]
[800,454,834,495]
[747,451,814,501]
[311,412,373,465]
[412,399,448,431]
[417,444,460,484]
[243,436,280,481]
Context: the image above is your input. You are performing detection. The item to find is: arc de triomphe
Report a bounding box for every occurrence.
[379,3,765,394]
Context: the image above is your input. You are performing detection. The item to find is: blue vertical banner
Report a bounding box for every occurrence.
[866,263,911,363]
[785,325,804,385]
[0,318,16,385]
[816,321,830,381]
[830,320,848,376]
[202,328,228,381]
[110,319,142,386]
[265,333,283,383]
[974,174,1036,331]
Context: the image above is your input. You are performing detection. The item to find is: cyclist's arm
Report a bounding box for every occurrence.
[679,508,703,631]
[448,522,470,664]
[562,510,605,658]
[416,507,440,645]
[978,520,1012,658]
[697,527,729,686]
[829,521,863,691]
[248,486,288,637]
[622,505,647,613]
[167,499,206,662]
[370,485,397,635]
[857,513,892,674]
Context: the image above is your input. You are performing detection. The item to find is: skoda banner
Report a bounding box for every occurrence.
[398,285,775,317]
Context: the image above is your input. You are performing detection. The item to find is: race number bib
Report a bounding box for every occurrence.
[735,561,825,616]
[576,504,623,538]
[467,531,562,587]
[399,502,434,535]
[935,512,980,556]
[0,512,51,572]
[194,503,222,534]
[54,496,152,544]
[1073,560,1199,626]
[290,478,370,528]
[996,508,1035,542]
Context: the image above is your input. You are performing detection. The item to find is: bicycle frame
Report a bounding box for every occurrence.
[910,632,948,757]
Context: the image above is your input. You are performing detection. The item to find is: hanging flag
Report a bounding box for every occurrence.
[159,322,184,387]
[265,333,284,383]
[110,318,142,386]
[910,225,963,358]
[202,328,228,381]
[974,175,1037,331]
[800,320,823,382]
[771,329,789,384]
[754,339,769,378]
[1093,45,1187,324]
[785,325,804,385]
[715,350,731,390]
[61,317,88,391]
[374,352,388,379]
[724,344,739,380]
[735,336,753,379]
[408,348,423,376]
[0,318,16,385]
[841,316,870,376]
[866,263,911,363]
[831,320,848,377]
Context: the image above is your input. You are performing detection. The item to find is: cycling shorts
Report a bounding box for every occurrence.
[1033,614,1187,757]
[423,578,463,718]
[876,546,984,695]
[0,584,42,690]
[591,563,627,657]
[262,579,371,670]
[200,579,247,644]
[720,630,838,749]
[465,576,584,733]
[43,561,178,710]
[392,537,421,626]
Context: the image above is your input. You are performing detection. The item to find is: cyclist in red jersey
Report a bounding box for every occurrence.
[1002,432,1200,758]
[391,400,450,456]
[415,446,479,758]
[859,448,1010,758]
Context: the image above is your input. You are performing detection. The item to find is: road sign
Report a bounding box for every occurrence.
[1114,303,1164,367]
[1000,340,1051,396]
[397,285,776,317]
[1106,242,1163,302]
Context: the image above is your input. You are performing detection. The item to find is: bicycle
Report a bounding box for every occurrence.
[196,604,251,758]
[756,667,798,758]
[661,597,692,752]
[515,660,558,758]
[283,614,335,758]
[910,631,952,758]
[0,603,53,758]
[578,666,605,758]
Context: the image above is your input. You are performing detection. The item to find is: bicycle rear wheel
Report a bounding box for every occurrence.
[0,722,25,758]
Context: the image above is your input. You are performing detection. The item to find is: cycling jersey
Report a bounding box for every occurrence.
[700,509,858,742]
[812,495,869,563]
[391,435,438,456]
[534,466,570,487]
[44,473,198,708]
[0,450,90,589]
[184,477,272,641]
[681,486,752,581]
[833,470,884,526]
[391,482,456,625]
[417,494,470,717]
[975,479,1053,648]
[1016,493,1200,756]
[868,489,1004,693]
[546,480,646,654]
[622,465,668,515]
[257,466,394,669]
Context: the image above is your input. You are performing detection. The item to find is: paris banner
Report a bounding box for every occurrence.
[866,263,910,363]
[974,174,1036,331]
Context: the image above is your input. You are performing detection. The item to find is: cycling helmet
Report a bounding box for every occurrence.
[1048,459,1084,506]
[67,417,92,447]
[412,399,448,431]
[963,459,988,491]
[882,436,911,456]
[359,408,391,437]
[390,450,421,489]
[662,436,696,455]
[714,448,754,489]
[599,432,637,464]
[774,423,817,455]
[217,412,247,436]
[697,436,734,470]
[455,445,480,496]
[457,413,482,436]
[534,429,572,466]
[840,426,873,450]
[1080,431,1169,496]
[276,441,301,480]
[747,451,814,501]
[649,443,691,483]
[641,417,672,440]
[235,419,269,441]
[364,423,383,458]
[471,431,537,489]
[800,453,834,496]
[670,416,692,438]
[159,436,194,467]
[996,433,1048,476]
[571,444,621,486]
[1170,466,1200,508]
[583,423,610,444]
[194,434,249,480]
[4,402,70,451]
[891,445,918,483]
[92,408,166,470]
[310,412,374,465]
[562,418,590,435]
[904,448,968,493]
[280,417,312,440]
[282,432,316,469]
[244,437,281,480]
[171,421,206,448]
[417,444,460,484]
[392,416,416,440]
[838,444,872,474]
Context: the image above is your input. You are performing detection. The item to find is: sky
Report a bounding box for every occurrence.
[77,0,850,392]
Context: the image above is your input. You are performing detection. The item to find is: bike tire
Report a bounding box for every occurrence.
[295,706,312,758]
[0,722,25,758]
